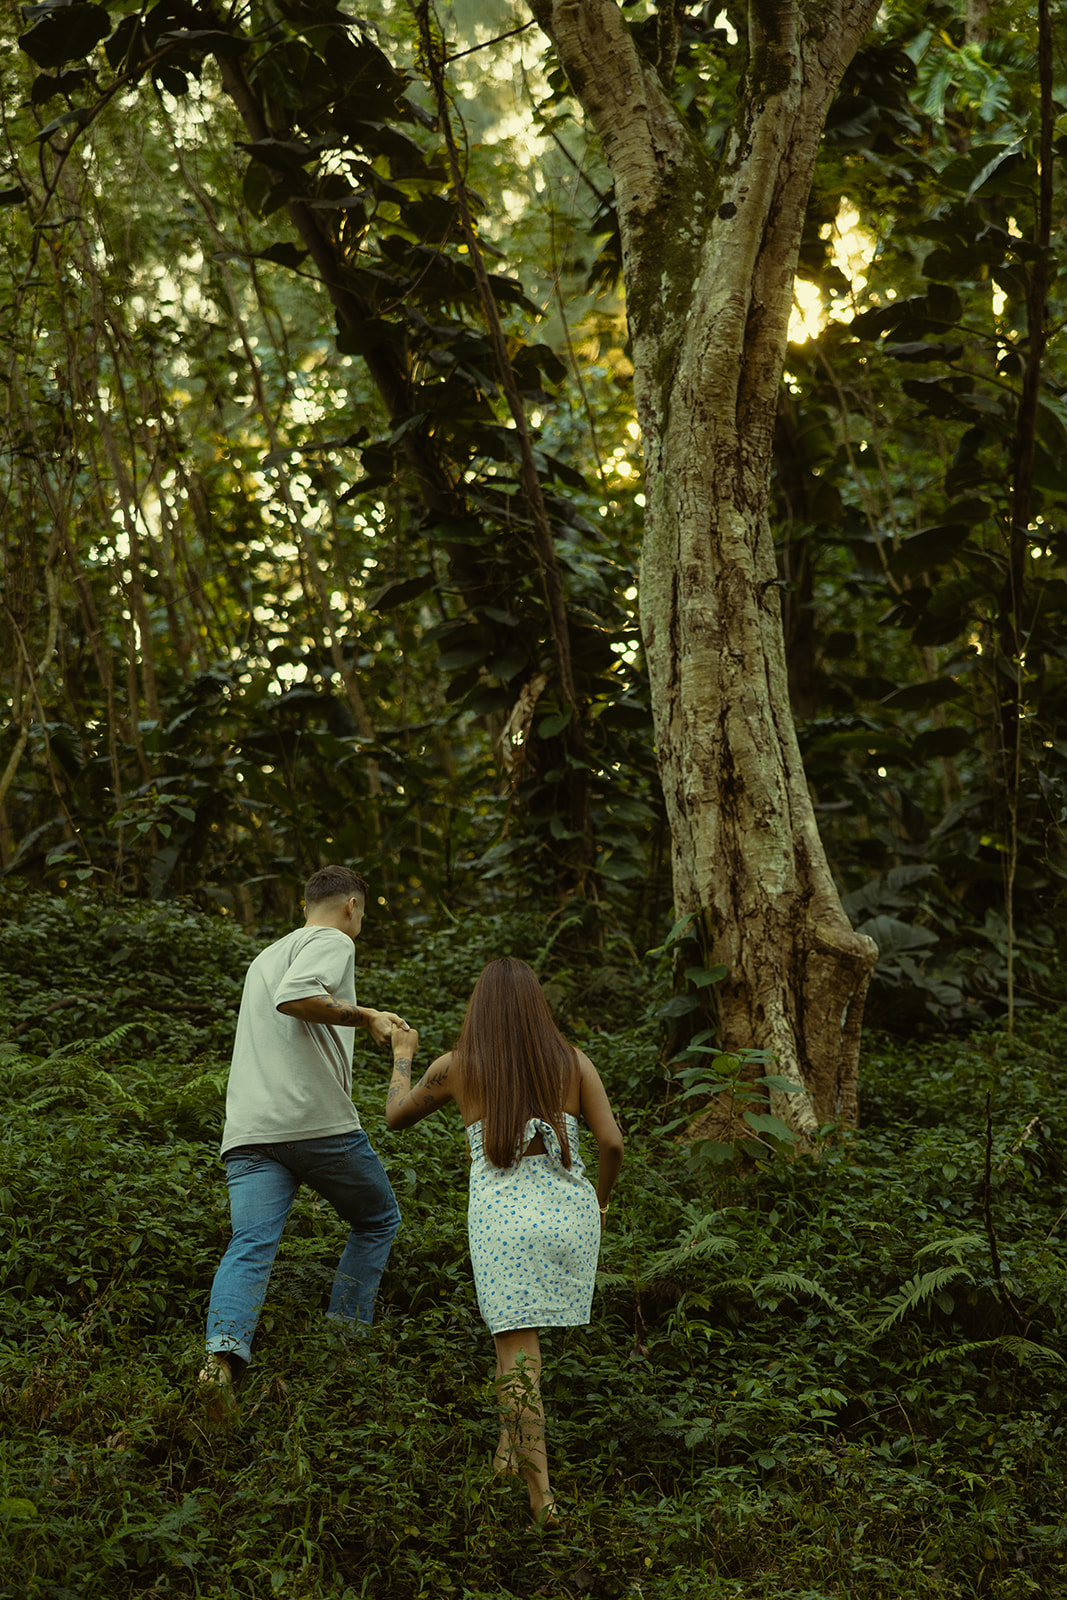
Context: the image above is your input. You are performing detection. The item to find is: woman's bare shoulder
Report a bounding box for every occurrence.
[559,1041,587,1114]
[434,1051,476,1119]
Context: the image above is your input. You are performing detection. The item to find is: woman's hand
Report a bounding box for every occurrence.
[391,1022,419,1056]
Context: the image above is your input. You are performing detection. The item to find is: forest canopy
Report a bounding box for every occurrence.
[1,0,1065,1036]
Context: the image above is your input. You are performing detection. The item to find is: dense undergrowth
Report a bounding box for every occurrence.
[2,893,1066,1598]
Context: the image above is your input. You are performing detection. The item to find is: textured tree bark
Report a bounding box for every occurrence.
[529,0,881,1130]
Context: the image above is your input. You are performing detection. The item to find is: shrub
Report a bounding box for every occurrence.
[2,900,1067,1598]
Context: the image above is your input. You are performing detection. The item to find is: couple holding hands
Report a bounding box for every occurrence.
[200,865,624,1525]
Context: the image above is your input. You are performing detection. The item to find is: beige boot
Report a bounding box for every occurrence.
[198,1352,237,1423]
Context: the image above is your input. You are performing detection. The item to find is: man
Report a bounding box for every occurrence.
[200,865,406,1412]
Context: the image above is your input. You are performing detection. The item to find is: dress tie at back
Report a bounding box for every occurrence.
[520,1116,567,1165]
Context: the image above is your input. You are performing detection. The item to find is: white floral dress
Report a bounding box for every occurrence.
[465,1113,601,1334]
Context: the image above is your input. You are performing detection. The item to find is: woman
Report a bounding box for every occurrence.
[385,957,624,1525]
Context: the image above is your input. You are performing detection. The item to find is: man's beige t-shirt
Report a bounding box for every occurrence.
[220,925,363,1156]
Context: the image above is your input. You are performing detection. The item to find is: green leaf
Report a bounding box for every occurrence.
[882,676,967,712]
[742,1111,796,1142]
[238,136,325,171]
[30,66,95,104]
[242,159,273,217]
[911,726,972,760]
[368,572,437,611]
[548,814,581,841]
[248,243,310,270]
[925,282,962,324]
[855,915,939,955]
[888,523,971,578]
[155,28,251,59]
[884,340,963,363]
[0,1497,38,1519]
[336,318,406,357]
[103,12,142,71]
[538,710,572,738]
[598,856,645,882]
[19,3,110,69]
[646,912,699,958]
[154,64,188,96]
[437,644,487,673]
[964,138,1025,200]
[31,106,94,142]
[683,964,727,987]
[656,993,701,1020]
[688,1140,736,1165]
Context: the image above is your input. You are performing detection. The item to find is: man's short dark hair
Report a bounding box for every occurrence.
[304,865,369,906]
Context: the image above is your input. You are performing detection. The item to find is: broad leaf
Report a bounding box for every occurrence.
[19,3,110,68]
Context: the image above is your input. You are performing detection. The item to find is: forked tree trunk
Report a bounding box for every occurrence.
[529,0,881,1131]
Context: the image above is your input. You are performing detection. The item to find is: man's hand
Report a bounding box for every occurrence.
[363,1008,409,1046]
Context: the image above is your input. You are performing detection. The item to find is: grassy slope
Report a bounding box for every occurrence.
[2,893,1066,1599]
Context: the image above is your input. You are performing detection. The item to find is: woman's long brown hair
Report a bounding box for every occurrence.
[454,957,578,1170]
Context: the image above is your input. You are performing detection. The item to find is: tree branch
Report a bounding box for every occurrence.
[418,1,579,715]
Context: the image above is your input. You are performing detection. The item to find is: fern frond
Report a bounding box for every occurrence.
[913,1232,985,1261]
[641,1209,740,1282]
[43,1021,141,1063]
[753,1271,865,1328]
[868,1265,974,1337]
[12,1052,148,1121]
[916,1336,1066,1372]
[993,1336,1066,1370]
[713,1275,756,1297]
[594,1270,634,1290]
[23,1089,73,1115]
[175,1070,228,1100]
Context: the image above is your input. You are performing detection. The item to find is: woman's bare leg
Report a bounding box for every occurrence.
[492,1327,555,1521]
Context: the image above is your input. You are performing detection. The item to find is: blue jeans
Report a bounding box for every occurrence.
[206,1131,401,1365]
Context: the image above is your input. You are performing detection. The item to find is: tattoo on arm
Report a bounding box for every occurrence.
[321,997,365,1026]
[387,1055,413,1106]
[418,1063,449,1106]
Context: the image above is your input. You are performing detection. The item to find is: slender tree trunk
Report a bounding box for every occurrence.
[999,0,1054,1031]
[529,0,880,1129]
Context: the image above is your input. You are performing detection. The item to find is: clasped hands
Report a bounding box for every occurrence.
[390,1020,419,1056]
[363,1008,409,1046]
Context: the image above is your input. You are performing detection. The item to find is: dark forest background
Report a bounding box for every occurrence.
[2,0,1066,1036]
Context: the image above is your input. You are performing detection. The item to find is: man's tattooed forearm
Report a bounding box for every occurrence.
[320,997,366,1025]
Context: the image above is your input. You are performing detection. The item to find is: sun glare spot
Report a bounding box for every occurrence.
[789,280,824,343]
[790,202,875,342]
[712,9,739,44]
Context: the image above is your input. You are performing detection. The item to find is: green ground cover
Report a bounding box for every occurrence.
[2,894,1066,1598]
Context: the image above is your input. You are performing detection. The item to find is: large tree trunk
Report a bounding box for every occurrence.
[529,0,880,1131]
